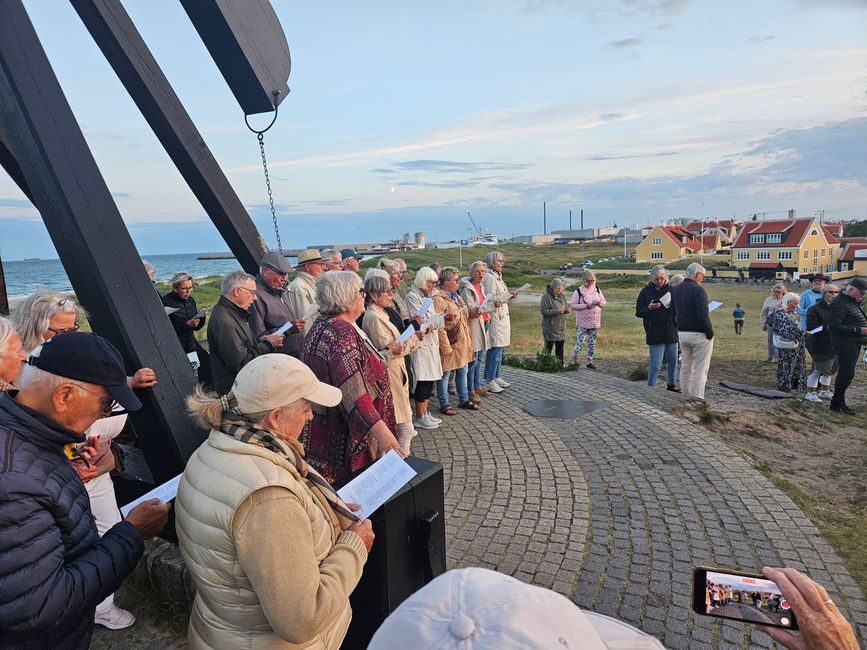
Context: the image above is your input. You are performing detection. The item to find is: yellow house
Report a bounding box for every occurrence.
[730,218,840,279]
[635,225,716,263]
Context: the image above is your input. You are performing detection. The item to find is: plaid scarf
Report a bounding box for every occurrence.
[219,408,359,525]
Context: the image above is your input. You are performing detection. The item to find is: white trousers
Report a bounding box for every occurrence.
[678,332,714,400]
[86,473,122,615]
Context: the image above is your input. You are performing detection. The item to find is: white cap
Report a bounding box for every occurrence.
[368,568,665,649]
[231,354,341,413]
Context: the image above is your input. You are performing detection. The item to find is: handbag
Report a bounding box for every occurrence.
[773,333,797,350]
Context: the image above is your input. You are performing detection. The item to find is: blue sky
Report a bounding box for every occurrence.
[1,0,865,258]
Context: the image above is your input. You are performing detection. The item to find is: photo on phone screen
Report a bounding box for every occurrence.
[692,567,797,630]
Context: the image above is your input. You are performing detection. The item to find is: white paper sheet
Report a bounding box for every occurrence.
[708,301,723,312]
[808,325,823,334]
[417,297,433,318]
[193,308,208,319]
[164,306,180,315]
[659,292,671,308]
[336,450,417,520]
[275,320,295,335]
[397,323,416,343]
[120,474,182,517]
[480,292,491,307]
[514,283,532,293]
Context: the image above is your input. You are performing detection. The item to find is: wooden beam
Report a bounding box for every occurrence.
[0,0,204,480]
[70,0,269,274]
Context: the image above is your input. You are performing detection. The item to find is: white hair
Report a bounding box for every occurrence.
[469,260,487,273]
[379,258,400,273]
[782,291,800,306]
[484,251,503,268]
[649,265,668,280]
[316,271,362,316]
[414,266,438,288]
[0,317,19,361]
[364,268,389,281]
[685,263,706,279]
[143,260,157,281]
[221,271,254,295]
[669,274,684,287]
[11,291,87,353]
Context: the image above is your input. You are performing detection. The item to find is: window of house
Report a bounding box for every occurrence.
[766,233,781,244]
[651,252,663,260]
[750,234,765,244]
[821,248,825,256]
[756,250,770,260]
[777,251,792,260]
[652,237,661,246]
[803,250,809,259]
[811,229,818,236]
[814,249,818,258]
[841,262,850,271]
[736,251,749,260]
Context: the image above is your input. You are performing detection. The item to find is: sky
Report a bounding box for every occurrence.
[1,0,865,258]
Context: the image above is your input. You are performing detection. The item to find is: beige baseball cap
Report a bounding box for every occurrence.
[231,354,341,413]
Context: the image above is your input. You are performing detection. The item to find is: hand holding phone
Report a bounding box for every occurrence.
[693,566,798,630]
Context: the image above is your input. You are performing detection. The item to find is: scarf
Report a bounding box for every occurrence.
[219,405,359,526]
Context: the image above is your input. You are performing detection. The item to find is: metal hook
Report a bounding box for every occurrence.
[244,89,282,135]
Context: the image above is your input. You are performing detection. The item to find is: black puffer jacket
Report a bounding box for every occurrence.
[162,290,206,353]
[828,292,867,348]
[0,394,144,649]
[805,299,835,359]
[635,282,678,345]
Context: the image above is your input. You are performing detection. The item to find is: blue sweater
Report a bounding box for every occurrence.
[797,289,822,330]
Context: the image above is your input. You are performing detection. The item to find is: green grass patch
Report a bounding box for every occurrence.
[504,350,577,373]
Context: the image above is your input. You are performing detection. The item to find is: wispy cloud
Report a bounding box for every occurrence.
[389,160,531,174]
[588,151,679,160]
[608,37,642,49]
[112,192,132,200]
[396,179,482,189]
[748,35,775,43]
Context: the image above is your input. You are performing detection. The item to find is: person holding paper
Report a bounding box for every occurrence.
[767,293,807,392]
[540,277,569,364]
[286,249,327,336]
[804,284,840,403]
[178,354,373,650]
[797,274,828,330]
[482,251,515,392]
[432,267,477,413]
[461,261,490,402]
[827,277,867,415]
[362,274,423,453]
[671,263,714,399]
[406,267,445,429]
[162,272,212,386]
[635,266,680,391]
[249,252,306,358]
[569,269,606,370]
[760,284,786,363]
[301,271,405,483]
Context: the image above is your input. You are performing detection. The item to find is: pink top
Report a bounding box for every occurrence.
[571,283,606,329]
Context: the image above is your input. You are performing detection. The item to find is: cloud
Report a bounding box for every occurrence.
[298,198,354,206]
[396,179,482,189]
[389,160,531,173]
[599,112,626,121]
[111,192,132,200]
[748,35,775,43]
[656,23,674,30]
[587,151,679,160]
[371,168,397,174]
[608,37,642,49]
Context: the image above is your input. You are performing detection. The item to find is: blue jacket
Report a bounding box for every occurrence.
[671,278,714,339]
[0,393,144,649]
[797,289,822,330]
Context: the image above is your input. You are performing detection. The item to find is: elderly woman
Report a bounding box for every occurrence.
[162,272,206,351]
[767,292,807,392]
[432,267,476,414]
[481,251,515,393]
[361,273,423,453]
[570,269,606,369]
[760,283,786,363]
[300,271,405,483]
[405,267,444,430]
[804,284,840,403]
[460,261,490,401]
[635,266,680,391]
[177,354,374,649]
[0,316,26,390]
[541,277,569,363]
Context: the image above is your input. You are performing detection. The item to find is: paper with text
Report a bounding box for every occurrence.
[808,325,823,334]
[398,324,416,343]
[708,301,723,312]
[336,451,417,519]
[417,297,433,318]
[121,474,182,517]
[275,321,295,335]
[659,292,671,308]
[193,308,208,319]
[514,283,532,293]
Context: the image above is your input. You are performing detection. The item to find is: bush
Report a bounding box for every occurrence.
[504,349,576,373]
[628,362,648,382]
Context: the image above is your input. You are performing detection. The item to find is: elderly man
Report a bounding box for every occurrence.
[286,249,326,328]
[0,333,169,649]
[208,271,284,394]
[798,273,828,330]
[341,248,361,273]
[380,258,410,323]
[248,252,305,358]
[482,250,516,392]
[323,249,343,271]
[828,277,867,415]
[671,262,714,399]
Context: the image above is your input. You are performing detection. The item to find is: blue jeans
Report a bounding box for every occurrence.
[437,366,468,405]
[467,350,484,392]
[484,346,504,381]
[648,342,679,387]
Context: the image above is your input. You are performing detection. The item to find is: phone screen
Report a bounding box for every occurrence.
[693,567,797,630]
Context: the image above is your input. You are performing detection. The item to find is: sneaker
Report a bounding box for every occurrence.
[414,416,438,430]
[94,604,136,630]
[804,392,821,403]
[495,378,511,388]
[426,413,443,424]
[818,390,834,399]
[485,380,504,393]
[586,362,597,370]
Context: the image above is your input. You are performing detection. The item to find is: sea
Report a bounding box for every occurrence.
[2,253,297,301]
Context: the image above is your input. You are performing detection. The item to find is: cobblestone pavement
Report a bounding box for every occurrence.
[415,367,867,650]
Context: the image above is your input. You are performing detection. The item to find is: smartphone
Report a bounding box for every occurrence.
[692,566,798,630]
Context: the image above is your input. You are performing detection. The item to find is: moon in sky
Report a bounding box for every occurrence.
[390,185,395,193]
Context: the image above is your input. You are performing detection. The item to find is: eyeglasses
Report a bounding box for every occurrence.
[74,383,117,417]
[47,323,80,335]
[238,286,258,296]
[359,288,367,297]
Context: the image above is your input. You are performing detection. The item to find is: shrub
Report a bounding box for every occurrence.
[504,349,576,373]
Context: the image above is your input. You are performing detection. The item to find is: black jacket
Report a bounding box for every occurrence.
[671,278,714,339]
[0,394,144,649]
[805,299,835,359]
[635,282,679,345]
[207,295,274,394]
[828,292,867,348]
[162,290,206,354]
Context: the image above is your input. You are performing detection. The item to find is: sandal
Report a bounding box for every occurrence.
[458,400,479,411]
[440,405,458,416]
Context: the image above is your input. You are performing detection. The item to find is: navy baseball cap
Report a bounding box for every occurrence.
[28,332,142,411]
[340,248,360,260]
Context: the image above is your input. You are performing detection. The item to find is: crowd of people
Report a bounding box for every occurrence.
[0,249,862,649]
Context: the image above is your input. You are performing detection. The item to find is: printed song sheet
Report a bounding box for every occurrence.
[397,323,416,343]
[417,297,433,318]
[120,474,182,517]
[337,451,417,519]
[275,320,295,335]
[659,292,671,308]
[708,301,723,312]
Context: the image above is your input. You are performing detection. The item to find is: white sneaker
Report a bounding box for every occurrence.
[804,392,821,403]
[414,416,438,430]
[423,413,442,427]
[818,390,834,399]
[485,380,504,393]
[94,604,136,630]
[495,378,511,388]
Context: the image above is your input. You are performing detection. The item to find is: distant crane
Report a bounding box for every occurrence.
[467,211,485,239]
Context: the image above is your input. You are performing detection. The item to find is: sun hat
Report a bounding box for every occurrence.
[297,249,323,265]
[27,332,141,411]
[260,251,292,274]
[231,354,340,413]
[367,568,665,649]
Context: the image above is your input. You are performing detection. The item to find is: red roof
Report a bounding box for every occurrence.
[684,220,736,235]
[732,218,819,249]
[841,243,867,262]
[749,262,781,269]
[821,226,841,245]
[839,237,867,244]
[655,225,711,251]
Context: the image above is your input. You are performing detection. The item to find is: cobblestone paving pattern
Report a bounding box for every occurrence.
[415,367,866,650]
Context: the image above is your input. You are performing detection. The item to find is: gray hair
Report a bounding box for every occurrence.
[669,274,684,287]
[316,271,362,316]
[11,291,87,353]
[364,275,391,307]
[438,266,459,285]
[469,260,487,273]
[550,277,565,290]
[364,268,389,281]
[484,251,503,268]
[324,249,342,262]
[171,272,193,290]
[822,283,840,296]
[143,260,156,281]
[414,266,439,289]
[772,283,786,293]
[685,262,706,279]
[782,291,800,306]
[379,258,400,273]
[650,265,668,280]
[221,271,254,295]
